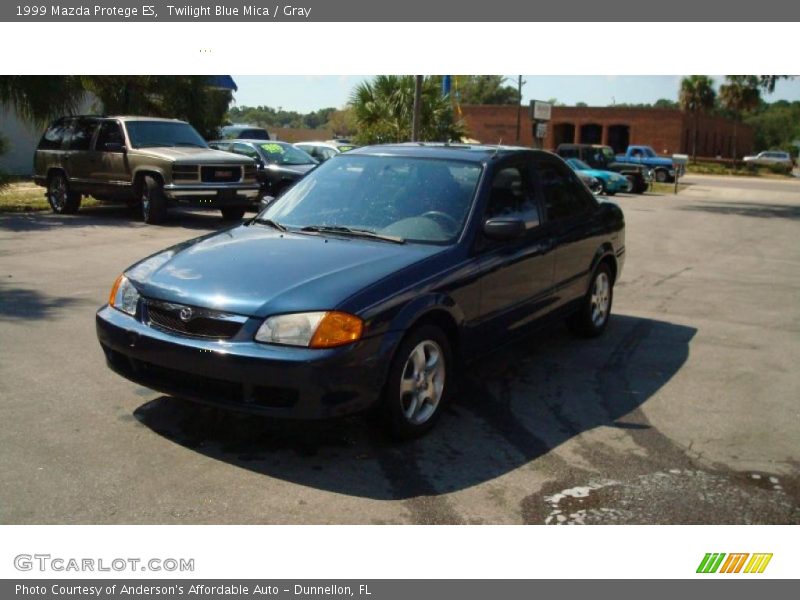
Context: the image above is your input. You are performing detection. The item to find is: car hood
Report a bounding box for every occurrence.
[580,168,621,180]
[133,147,253,164]
[126,224,444,317]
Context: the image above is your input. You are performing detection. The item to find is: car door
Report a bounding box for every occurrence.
[474,160,556,345]
[92,120,132,199]
[535,156,604,308]
[62,117,99,193]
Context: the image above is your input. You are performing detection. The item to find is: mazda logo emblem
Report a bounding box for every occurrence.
[178,307,194,322]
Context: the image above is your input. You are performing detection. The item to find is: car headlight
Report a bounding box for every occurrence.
[108,274,140,316]
[255,311,363,348]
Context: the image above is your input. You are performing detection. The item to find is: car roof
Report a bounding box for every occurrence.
[59,115,186,123]
[209,139,289,145]
[347,143,551,163]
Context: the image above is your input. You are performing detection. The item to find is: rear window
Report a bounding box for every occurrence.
[38,119,70,151]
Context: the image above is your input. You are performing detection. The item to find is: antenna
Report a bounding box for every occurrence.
[492,139,503,157]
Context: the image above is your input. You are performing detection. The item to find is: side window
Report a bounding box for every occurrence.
[67,118,99,151]
[485,165,540,228]
[38,119,70,150]
[321,147,337,161]
[537,160,595,221]
[96,121,124,151]
[233,143,259,159]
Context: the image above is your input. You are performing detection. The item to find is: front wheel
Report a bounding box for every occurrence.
[47,172,81,214]
[140,175,167,224]
[380,325,452,439]
[220,206,246,221]
[567,262,614,337]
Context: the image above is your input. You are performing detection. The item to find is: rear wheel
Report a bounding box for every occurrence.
[654,169,669,183]
[47,172,81,214]
[380,325,452,439]
[567,262,614,337]
[140,175,167,224]
[220,206,246,221]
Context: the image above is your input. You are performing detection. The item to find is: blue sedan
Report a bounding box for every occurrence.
[96,145,625,438]
[566,158,632,195]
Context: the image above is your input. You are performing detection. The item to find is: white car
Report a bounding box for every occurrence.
[742,151,794,169]
[294,140,358,162]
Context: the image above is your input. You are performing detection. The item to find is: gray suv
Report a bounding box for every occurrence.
[33,116,260,224]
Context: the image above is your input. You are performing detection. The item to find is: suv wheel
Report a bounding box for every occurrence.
[220,206,246,221]
[380,325,452,439]
[47,172,81,214]
[140,176,167,224]
[567,262,614,337]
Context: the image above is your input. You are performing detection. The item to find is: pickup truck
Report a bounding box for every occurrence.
[556,144,651,194]
[616,146,678,183]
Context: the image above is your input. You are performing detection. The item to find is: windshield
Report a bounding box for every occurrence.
[125,121,208,149]
[260,155,483,244]
[567,158,592,170]
[259,143,316,166]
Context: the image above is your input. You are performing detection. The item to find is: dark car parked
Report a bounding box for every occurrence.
[556,144,651,194]
[219,124,271,140]
[208,139,318,199]
[96,144,625,438]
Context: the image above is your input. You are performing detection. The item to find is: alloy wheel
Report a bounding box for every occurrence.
[399,340,446,425]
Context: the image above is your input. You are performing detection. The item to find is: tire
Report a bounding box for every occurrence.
[220,206,246,221]
[654,169,669,183]
[47,172,81,214]
[567,262,614,338]
[140,175,167,224]
[380,324,453,439]
[631,176,648,194]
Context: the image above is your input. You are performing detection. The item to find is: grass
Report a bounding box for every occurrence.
[0,182,98,213]
[686,161,794,178]
[649,182,688,195]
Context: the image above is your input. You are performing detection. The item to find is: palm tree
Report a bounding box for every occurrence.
[350,75,464,145]
[679,75,716,161]
[0,76,85,126]
[719,76,761,161]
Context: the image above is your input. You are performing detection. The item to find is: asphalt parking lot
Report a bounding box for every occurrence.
[0,174,798,524]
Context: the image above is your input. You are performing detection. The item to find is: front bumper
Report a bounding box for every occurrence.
[163,182,260,204]
[96,305,398,419]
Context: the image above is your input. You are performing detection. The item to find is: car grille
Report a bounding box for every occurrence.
[201,165,243,183]
[145,299,246,339]
[172,164,199,182]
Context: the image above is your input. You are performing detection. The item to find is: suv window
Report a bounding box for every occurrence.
[96,121,125,151]
[67,118,99,151]
[38,119,70,151]
[537,160,595,221]
[486,165,540,229]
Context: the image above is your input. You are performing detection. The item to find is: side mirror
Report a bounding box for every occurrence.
[483,218,526,241]
[104,142,125,153]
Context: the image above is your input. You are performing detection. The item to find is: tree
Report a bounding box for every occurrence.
[0,76,86,125]
[757,76,794,93]
[325,107,357,137]
[679,75,716,161]
[350,75,465,145]
[719,76,761,159]
[454,76,519,105]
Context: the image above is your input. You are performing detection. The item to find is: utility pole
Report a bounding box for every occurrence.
[515,75,524,143]
[411,75,423,142]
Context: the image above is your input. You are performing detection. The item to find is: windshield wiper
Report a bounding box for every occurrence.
[252,217,287,232]
[175,142,207,147]
[300,225,405,244]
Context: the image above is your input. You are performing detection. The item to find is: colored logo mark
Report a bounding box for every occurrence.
[696,553,773,574]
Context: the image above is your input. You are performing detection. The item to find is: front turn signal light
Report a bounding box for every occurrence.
[309,312,364,349]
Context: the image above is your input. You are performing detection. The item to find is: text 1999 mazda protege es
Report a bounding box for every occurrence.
[96,144,625,437]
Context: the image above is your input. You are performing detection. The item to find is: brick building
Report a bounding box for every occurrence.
[460,105,755,159]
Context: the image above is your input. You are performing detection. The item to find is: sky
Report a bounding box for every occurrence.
[231,75,800,113]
